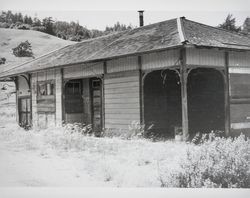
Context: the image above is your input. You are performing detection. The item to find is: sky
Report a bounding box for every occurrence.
[0,0,250,30]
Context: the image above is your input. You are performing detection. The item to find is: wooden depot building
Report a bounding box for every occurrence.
[1,16,250,140]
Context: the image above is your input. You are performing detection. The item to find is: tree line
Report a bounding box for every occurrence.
[0,10,134,41]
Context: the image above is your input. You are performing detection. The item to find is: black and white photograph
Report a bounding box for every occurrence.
[0,0,249,197]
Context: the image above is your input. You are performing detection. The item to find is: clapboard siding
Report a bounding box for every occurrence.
[229,67,250,74]
[64,63,104,79]
[104,81,139,89]
[105,87,139,94]
[105,98,139,104]
[230,103,250,123]
[107,56,138,73]
[141,49,179,70]
[229,51,250,67]
[105,113,139,119]
[229,73,250,130]
[105,93,139,99]
[104,70,140,130]
[186,48,224,66]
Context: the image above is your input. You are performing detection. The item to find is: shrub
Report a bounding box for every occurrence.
[12,40,34,57]
[0,57,6,65]
[168,133,250,188]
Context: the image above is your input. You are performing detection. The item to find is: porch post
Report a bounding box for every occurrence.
[224,51,230,136]
[180,47,189,141]
[138,56,143,126]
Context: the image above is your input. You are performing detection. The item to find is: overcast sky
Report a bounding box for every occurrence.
[1,0,250,30]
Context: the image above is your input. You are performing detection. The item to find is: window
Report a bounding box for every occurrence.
[65,81,81,95]
[38,81,54,96]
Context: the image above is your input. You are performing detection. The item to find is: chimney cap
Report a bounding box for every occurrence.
[138,10,144,14]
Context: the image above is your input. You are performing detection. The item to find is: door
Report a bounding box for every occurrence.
[64,79,84,123]
[91,78,102,132]
[18,97,31,128]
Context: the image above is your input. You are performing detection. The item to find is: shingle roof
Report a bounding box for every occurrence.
[1,17,250,78]
[182,19,250,50]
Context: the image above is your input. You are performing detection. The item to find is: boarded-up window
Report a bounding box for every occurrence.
[37,80,55,113]
[38,82,54,96]
[230,73,250,99]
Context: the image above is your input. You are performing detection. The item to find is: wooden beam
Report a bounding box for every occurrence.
[61,68,65,123]
[224,51,231,136]
[180,48,189,141]
[138,56,143,126]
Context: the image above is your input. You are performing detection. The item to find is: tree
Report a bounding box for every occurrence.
[0,57,6,65]
[242,17,250,34]
[42,17,55,35]
[218,14,241,32]
[12,41,34,57]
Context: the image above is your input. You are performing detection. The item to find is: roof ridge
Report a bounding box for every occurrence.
[177,17,188,44]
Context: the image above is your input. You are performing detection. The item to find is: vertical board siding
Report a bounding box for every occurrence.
[64,62,104,79]
[229,51,250,67]
[141,49,179,70]
[31,69,59,128]
[186,48,224,66]
[104,70,140,130]
[107,56,138,73]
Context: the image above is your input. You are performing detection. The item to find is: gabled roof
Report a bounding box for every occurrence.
[1,17,250,78]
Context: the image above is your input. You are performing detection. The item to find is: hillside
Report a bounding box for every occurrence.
[0,28,74,73]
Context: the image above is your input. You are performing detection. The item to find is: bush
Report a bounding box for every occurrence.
[0,57,6,64]
[12,40,34,57]
[166,133,250,188]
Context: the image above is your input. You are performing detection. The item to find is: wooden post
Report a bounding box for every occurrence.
[138,56,143,126]
[224,51,230,136]
[14,77,19,124]
[102,61,107,131]
[61,68,65,123]
[180,47,189,141]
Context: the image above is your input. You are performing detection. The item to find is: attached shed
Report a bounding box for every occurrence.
[1,17,250,140]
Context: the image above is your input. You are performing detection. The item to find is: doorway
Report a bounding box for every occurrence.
[64,78,102,133]
[187,68,225,137]
[18,97,31,128]
[143,70,182,138]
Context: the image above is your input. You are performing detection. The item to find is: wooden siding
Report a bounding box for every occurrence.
[186,48,224,66]
[107,56,138,73]
[37,113,55,128]
[229,73,250,131]
[64,63,104,79]
[228,51,250,132]
[229,51,250,67]
[229,67,250,74]
[31,69,61,128]
[104,70,140,130]
[141,49,179,70]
